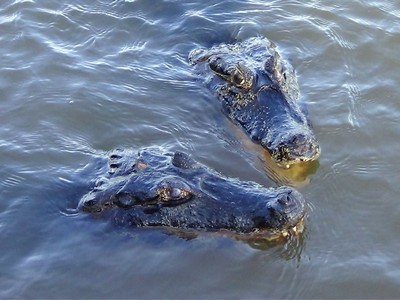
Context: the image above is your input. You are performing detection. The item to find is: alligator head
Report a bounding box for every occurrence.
[189,37,321,166]
[78,148,306,239]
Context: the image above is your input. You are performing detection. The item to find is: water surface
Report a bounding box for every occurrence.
[1,0,400,298]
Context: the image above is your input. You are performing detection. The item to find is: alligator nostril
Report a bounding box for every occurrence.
[288,134,306,145]
[277,193,293,206]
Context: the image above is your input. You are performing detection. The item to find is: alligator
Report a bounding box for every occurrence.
[189,37,321,167]
[78,147,306,240]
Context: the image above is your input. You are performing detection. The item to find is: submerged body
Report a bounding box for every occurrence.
[189,37,320,166]
[78,148,306,238]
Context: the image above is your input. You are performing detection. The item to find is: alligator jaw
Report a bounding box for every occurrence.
[241,216,305,242]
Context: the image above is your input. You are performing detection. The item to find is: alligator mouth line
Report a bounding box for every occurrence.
[276,156,318,169]
[146,217,306,243]
[240,216,305,242]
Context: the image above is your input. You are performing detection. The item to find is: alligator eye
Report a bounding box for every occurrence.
[231,64,253,90]
[170,187,183,199]
[208,56,226,75]
[115,192,136,208]
[157,186,192,205]
[232,70,244,86]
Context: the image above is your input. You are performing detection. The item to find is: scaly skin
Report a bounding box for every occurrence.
[189,37,320,166]
[78,148,306,237]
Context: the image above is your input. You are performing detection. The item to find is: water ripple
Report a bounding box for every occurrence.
[1,0,400,298]
[2,173,26,188]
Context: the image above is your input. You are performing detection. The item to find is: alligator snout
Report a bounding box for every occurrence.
[275,189,304,212]
[269,132,321,166]
[264,188,306,230]
[277,190,296,207]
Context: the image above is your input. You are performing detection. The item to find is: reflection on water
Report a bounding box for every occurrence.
[229,120,320,188]
[244,227,307,261]
[260,150,320,188]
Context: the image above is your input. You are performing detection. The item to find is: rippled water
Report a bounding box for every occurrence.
[1,0,400,298]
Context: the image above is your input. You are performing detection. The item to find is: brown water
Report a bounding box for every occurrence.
[1,0,400,298]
